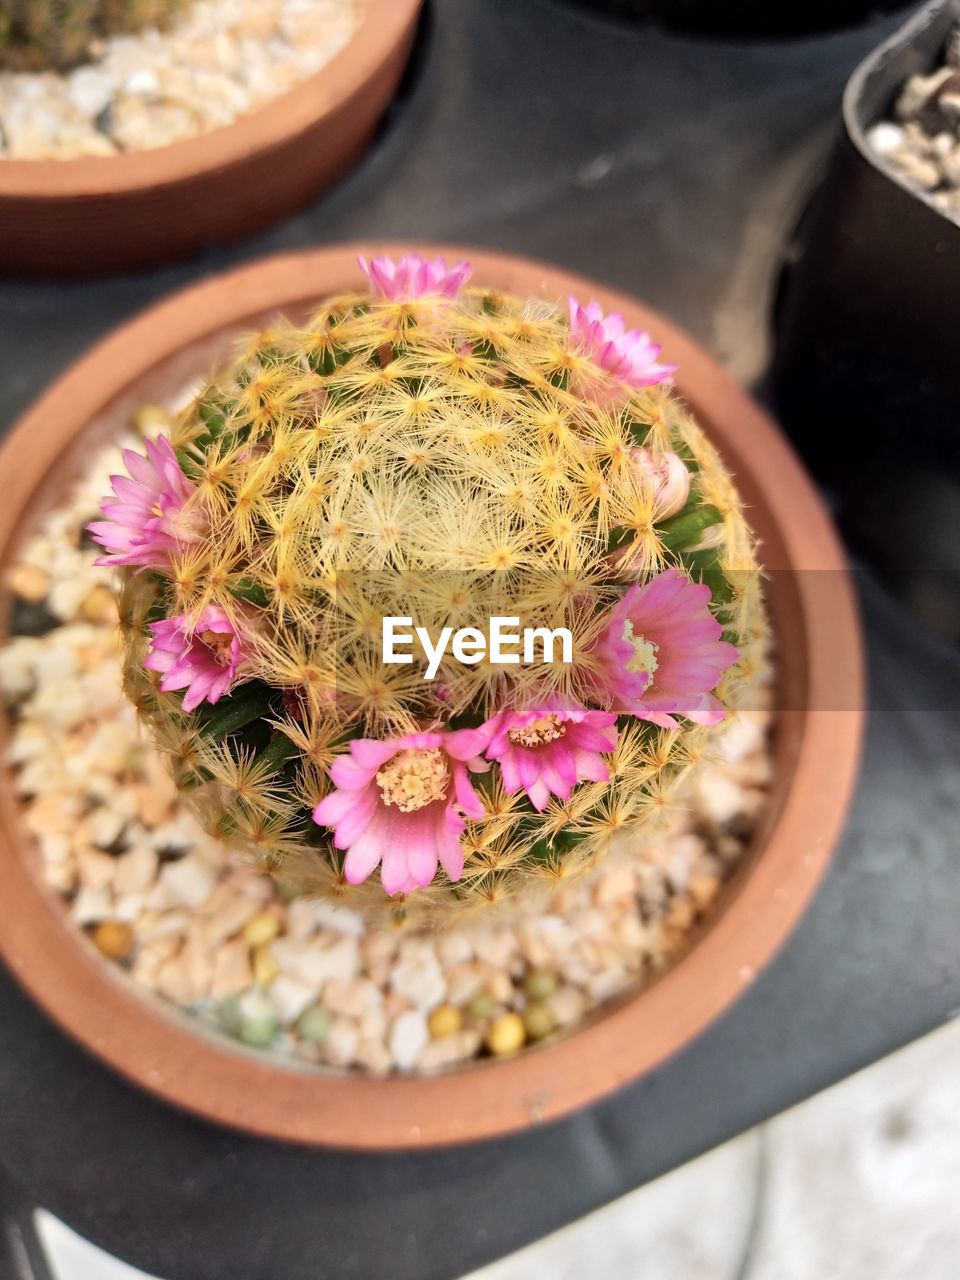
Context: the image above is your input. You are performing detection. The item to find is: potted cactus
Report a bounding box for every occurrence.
[0,0,186,70]
[0,0,422,275]
[0,246,862,1146]
[90,254,766,925]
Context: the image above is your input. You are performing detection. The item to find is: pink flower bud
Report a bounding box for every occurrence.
[629,447,690,520]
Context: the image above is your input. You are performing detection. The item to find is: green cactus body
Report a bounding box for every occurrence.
[111,273,768,927]
[0,0,186,71]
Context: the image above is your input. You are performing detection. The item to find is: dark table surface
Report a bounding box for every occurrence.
[2,2,959,1279]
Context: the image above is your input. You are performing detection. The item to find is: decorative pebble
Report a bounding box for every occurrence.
[323,976,382,1019]
[0,416,773,1077]
[252,944,280,987]
[355,1036,392,1074]
[522,1001,557,1041]
[593,861,637,906]
[219,994,245,1036]
[271,935,359,986]
[522,966,559,1001]
[548,986,588,1028]
[694,772,751,826]
[466,992,497,1023]
[297,1004,333,1044]
[198,893,259,946]
[271,975,318,1023]
[71,885,112,925]
[427,1004,463,1039]
[418,1029,482,1071]
[76,846,116,890]
[391,942,447,1009]
[210,938,254,999]
[0,640,42,699]
[243,910,281,948]
[309,899,365,936]
[235,988,280,1048]
[5,562,50,604]
[688,873,721,910]
[158,855,217,910]
[446,963,486,1005]
[92,919,134,960]
[323,1017,360,1067]
[389,1010,430,1070]
[865,121,905,156]
[487,1013,527,1056]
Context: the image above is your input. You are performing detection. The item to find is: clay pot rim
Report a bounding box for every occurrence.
[0,0,422,197]
[0,245,864,1150]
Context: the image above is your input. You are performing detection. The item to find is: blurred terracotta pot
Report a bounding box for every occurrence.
[0,1,422,277]
[0,246,863,1149]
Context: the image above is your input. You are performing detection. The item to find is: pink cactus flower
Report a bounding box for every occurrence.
[145,606,251,713]
[312,727,490,895]
[591,569,739,728]
[358,253,472,302]
[481,698,618,813]
[88,435,204,570]
[568,297,677,398]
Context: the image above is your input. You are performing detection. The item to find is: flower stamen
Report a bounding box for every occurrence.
[507,714,567,748]
[376,748,450,812]
[621,620,659,681]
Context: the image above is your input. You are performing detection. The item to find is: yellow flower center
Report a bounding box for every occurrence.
[376,748,450,812]
[507,714,567,748]
[621,620,659,682]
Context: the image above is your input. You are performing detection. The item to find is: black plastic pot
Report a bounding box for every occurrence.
[564,0,910,37]
[772,0,960,642]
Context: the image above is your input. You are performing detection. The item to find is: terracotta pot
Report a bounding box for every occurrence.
[0,246,863,1149]
[0,1,422,278]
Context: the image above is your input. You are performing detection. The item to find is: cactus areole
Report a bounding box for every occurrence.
[92,254,768,922]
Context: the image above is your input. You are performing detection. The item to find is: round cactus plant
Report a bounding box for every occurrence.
[0,0,187,71]
[91,254,767,925]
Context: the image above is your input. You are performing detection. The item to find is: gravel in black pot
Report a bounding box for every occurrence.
[563,0,911,37]
[771,0,960,643]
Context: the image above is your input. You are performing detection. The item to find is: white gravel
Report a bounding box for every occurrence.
[866,23,960,221]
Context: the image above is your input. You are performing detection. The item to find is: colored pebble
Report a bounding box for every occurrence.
[92,919,134,960]
[427,1003,463,1038]
[523,966,558,1001]
[243,911,280,948]
[522,1001,557,1041]
[487,1012,526,1056]
[252,944,279,987]
[467,993,497,1022]
[297,1004,333,1044]
[236,988,279,1047]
